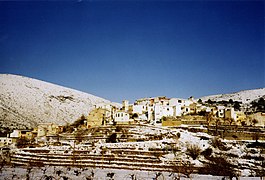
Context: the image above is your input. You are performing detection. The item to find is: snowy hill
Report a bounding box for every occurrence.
[0,74,114,130]
[199,88,265,104]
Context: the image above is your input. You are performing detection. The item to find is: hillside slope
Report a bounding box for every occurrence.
[0,74,113,130]
[199,88,265,104]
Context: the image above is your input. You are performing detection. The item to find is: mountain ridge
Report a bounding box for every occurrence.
[198,88,265,104]
[0,74,114,130]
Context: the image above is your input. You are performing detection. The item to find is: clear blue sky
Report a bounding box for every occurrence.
[0,1,264,103]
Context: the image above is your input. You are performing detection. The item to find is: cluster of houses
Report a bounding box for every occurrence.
[1,96,264,147]
[0,123,64,147]
[92,96,252,125]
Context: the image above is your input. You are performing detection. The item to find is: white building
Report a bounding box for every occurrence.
[133,104,147,115]
[217,106,226,118]
[122,100,129,112]
[10,130,21,138]
[172,105,182,117]
[169,98,194,115]
[114,111,132,124]
[154,105,174,122]
[147,106,155,121]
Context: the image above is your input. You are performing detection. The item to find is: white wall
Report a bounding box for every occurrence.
[154,105,174,121]
[114,112,130,122]
[147,106,155,121]
[133,104,147,114]
[173,105,182,116]
[10,130,21,138]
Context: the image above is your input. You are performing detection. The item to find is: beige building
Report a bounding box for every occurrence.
[37,123,61,137]
[235,111,246,122]
[0,137,14,147]
[87,108,108,127]
[248,112,265,126]
[224,108,237,120]
[10,129,33,140]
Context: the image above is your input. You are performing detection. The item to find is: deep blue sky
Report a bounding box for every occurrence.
[0,1,264,102]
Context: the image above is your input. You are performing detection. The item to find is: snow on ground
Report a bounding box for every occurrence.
[4,125,265,178]
[0,74,117,129]
[1,166,261,180]
[199,88,265,104]
[178,130,210,150]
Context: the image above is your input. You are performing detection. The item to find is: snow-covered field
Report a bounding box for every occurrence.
[1,166,261,180]
[0,166,260,180]
[5,125,265,179]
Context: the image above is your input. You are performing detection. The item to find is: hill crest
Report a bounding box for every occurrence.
[0,74,113,130]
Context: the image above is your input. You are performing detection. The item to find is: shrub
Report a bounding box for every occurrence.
[201,148,212,158]
[177,132,181,138]
[199,155,238,179]
[232,135,238,139]
[106,133,117,143]
[171,161,194,178]
[186,144,202,160]
[211,137,230,151]
[254,168,265,178]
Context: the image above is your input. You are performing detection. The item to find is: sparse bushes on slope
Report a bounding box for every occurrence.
[211,137,231,151]
[106,133,117,143]
[186,144,202,160]
[176,132,181,138]
[71,114,87,128]
[171,161,194,178]
[75,129,87,144]
[199,155,238,179]
[201,147,213,158]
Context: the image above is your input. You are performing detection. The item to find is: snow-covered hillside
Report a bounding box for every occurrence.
[199,88,265,104]
[0,74,114,129]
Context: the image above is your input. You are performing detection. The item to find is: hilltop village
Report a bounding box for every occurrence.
[1,96,264,147]
[0,96,265,179]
